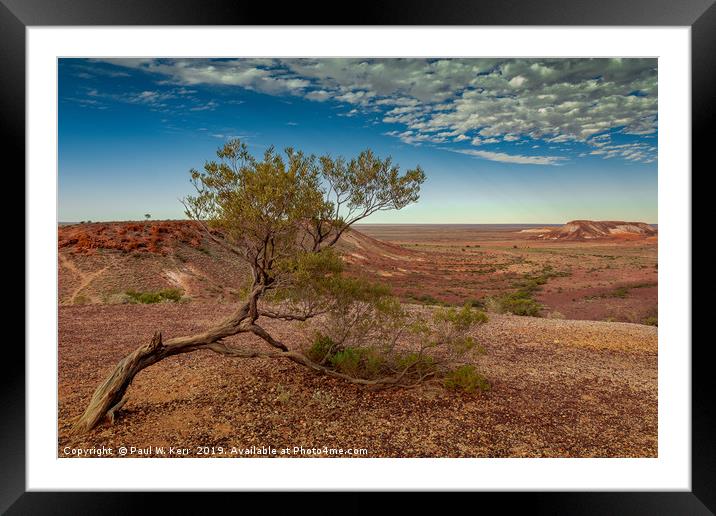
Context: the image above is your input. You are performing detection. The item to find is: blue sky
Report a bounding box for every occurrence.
[59,58,657,223]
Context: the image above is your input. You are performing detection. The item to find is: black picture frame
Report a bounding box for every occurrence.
[5,0,707,512]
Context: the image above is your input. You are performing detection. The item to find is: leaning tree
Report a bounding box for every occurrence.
[73,139,489,433]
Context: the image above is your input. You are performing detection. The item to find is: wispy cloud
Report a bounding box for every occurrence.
[452,148,567,166]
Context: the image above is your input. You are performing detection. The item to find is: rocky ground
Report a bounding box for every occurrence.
[58,302,657,458]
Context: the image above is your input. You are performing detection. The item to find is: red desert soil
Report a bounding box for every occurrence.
[353,223,657,323]
[57,221,657,457]
[58,303,656,458]
[59,221,657,323]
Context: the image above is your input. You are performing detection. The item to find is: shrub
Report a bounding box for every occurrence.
[643,316,658,326]
[643,307,658,326]
[434,304,488,330]
[104,293,132,305]
[126,288,183,304]
[395,352,437,377]
[412,293,441,305]
[465,298,486,309]
[304,297,489,386]
[486,266,570,317]
[483,297,503,313]
[306,334,337,363]
[444,365,490,393]
[611,287,630,298]
[330,347,363,376]
[275,384,292,404]
[494,291,542,316]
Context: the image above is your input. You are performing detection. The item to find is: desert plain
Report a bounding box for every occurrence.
[58,220,657,457]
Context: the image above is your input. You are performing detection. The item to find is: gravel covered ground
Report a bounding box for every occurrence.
[58,303,657,458]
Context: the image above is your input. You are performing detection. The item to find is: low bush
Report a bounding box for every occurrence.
[444,364,490,393]
[465,298,486,309]
[330,347,364,376]
[395,352,437,377]
[306,334,337,363]
[126,288,183,304]
[487,266,570,317]
[643,316,658,326]
[497,291,542,316]
[546,310,565,319]
[643,307,658,326]
[304,301,489,385]
[412,293,442,305]
[611,286,630,298]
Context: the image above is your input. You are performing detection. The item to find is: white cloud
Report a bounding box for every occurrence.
[453,148,567,165]
[305,90,331,101]
[384,130,446,146]
[471,136,499,146]
[90,57,658,163]
[189,100,218,111]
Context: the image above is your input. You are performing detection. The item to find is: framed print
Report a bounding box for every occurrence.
[6,0,709,512]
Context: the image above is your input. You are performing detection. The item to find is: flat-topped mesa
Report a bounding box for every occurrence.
[531,220,657,241]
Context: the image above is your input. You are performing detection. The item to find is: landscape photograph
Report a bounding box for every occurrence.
[58,57,658,458]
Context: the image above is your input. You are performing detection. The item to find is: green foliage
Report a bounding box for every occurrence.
[330,347,364,376]
[408,293,442,305]
[494,291,543,317]
[306,334,338,363]
[180,138,492,390]
[275,384,292,404]
[183,138,425,289]
[643,307,658,326]
[488,266,570,317]
[126,288,183,304]
[309,334,387,379]
[611,287,630,298]
[309,294,490,384]
[434,304,488,330]
[444,365,490,393]
[643,316,658,326]
[395,352,437,377]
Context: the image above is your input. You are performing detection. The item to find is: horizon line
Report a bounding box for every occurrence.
[58,219,659,226]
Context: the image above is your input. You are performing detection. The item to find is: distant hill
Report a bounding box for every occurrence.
[523,220,657,241]
[57,220,415,305]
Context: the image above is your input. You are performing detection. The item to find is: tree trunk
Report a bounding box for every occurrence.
[72,301,252,434]
[72,290,417,434]
[72,331,165,433]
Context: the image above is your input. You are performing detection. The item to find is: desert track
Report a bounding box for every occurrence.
[59,253,108,305]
